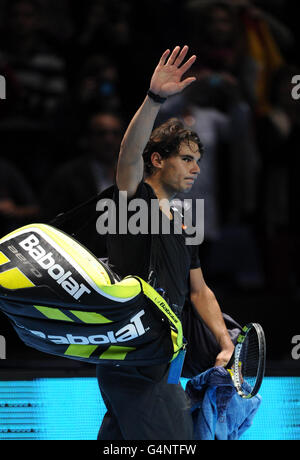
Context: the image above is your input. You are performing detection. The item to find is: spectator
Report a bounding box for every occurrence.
[0,0,67,121]
[231,0,287,115]
[41,111,124,256]
[67,0,134,113]
[185,0,293,114]
[0,157,40,236]
[255,65,300,291]
[69,0,132,64]
[186,2,247,91]
[53,55,122,157]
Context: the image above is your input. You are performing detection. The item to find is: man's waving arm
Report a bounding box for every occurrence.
[116,46,197,197]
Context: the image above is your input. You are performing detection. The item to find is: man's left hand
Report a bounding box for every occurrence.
[214,347,234,368]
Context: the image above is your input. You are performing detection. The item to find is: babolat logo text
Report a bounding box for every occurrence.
[19,234,91,300]
[0,75,6,100]
[30,310,147,345]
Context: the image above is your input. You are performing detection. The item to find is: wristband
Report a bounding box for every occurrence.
[147,90,167,104]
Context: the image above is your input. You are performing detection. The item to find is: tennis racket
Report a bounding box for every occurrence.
[226,323,266,399]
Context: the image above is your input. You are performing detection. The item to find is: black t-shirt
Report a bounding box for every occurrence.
[107,182,200,312]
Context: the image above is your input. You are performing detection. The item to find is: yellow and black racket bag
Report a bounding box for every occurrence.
[0,224,183,366]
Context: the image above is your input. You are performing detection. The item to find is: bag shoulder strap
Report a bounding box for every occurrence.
[49,185,115,236]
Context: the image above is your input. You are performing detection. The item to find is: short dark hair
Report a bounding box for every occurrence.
[143,118,204,176]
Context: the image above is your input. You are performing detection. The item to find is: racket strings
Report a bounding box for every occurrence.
[229,323,266,398]
[241,329,260,388]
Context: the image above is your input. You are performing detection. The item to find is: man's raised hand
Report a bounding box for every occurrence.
[150,46,197,99]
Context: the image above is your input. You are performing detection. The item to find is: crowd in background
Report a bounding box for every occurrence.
[0,0,299,308]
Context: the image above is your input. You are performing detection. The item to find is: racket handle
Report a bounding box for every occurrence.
[226,353,234,369]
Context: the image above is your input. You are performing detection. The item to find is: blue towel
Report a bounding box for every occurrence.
[185,367,262,440]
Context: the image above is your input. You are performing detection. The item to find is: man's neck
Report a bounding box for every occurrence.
[145,177,175,220]
[145,177,175,202]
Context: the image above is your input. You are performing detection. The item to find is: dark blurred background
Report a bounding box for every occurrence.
[0,0,299,376]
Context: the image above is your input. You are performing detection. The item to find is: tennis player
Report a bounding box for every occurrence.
[96,45,234,440]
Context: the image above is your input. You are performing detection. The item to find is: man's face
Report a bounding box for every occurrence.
[158,141,201,194]
[10,1,38,37]
[89,114,123,165]
[207,7,234,45]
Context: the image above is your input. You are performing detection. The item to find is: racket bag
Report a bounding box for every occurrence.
[0,224,183,366]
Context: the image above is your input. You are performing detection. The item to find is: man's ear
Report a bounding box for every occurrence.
[151,152,163,169]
